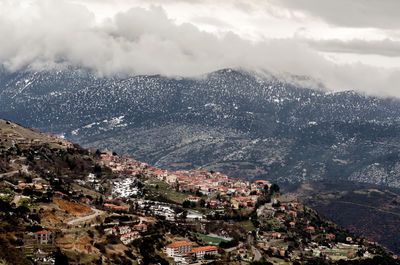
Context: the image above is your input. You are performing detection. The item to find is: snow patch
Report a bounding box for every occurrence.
[71,129,79,135]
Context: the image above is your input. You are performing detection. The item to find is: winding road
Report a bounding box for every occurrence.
[0,170,19,178]
[67,207,103,225]
[0,165,29,179]
[251,246,262,261]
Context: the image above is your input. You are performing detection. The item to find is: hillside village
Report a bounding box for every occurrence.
[0,119,399,265]
[98,152,272,206]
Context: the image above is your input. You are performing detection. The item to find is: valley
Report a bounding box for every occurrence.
[287,180,400,254]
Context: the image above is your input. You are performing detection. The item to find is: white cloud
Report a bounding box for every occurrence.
[306,38,400,57]
[267,0,400,29]
[0,0,400,98]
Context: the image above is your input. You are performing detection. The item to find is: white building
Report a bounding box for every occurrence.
[186,210,204,221]
[166,241,193,257]
[120,231,140,245]
[118,226,131,235]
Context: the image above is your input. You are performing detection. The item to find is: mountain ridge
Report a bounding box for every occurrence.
[1,68,400,187]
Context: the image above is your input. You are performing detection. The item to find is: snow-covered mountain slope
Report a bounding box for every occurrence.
[1,67,400,186]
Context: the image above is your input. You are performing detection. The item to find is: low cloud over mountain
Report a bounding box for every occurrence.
[1,0,400,97]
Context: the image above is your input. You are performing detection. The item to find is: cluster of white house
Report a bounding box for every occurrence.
[149,204,175,221]
[106,224,147,245]
[136,199,176,221]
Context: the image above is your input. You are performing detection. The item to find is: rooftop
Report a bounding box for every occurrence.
[166,241,193,248]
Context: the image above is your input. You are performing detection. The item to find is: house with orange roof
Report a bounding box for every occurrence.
[104,203,129,211]
[120,231,140,245]
[326,234,335,240]
[186,196,201,203]
[23,230,55,245]
[64,141,74,147]
[104,203,117,208]
[114,205,129,211]
[16,183,27,189]
[209,200,220,208]
[254,180,270,185]
[54,191,68,197]
[271,232,282,239]
[153,170,167,179]
[118,226,131,235]
[288,210,297,217]
[230,196,256,209]
[133,224,147,232]
[306,226,315,233]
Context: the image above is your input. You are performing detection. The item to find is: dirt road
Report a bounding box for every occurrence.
[67,207,103,225]
[251,246,262,261]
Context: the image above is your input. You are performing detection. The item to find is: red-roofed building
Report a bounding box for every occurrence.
[16,183,27,189]
[307,226,315,233]
[104,203,117,208]
[135,211,146,217]
[104,203,129,211]
[118,226,131,235]
[209,200,220,208]
[276,215,285,220]
[192,246,218,258]
[288,210,297,217]
[114,205,129,211]
[326,234,336,240]
[23,230,55,245]
[166,241,193,257]
[254,180,270,185]
[54,191,68,197]
[186,196,201,203]
[133,224,147,232]
[120,231,140,245]
[272,232,282,238]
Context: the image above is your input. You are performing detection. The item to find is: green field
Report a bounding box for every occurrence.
[197,233,229,243]
[237,220,256,232]
[19,197,33,208]
[146,179,187,204]
[0,190,14,203]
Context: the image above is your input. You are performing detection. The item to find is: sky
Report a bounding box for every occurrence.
[1,0,400,97]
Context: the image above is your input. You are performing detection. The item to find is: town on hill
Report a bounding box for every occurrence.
[0,119,398,264]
